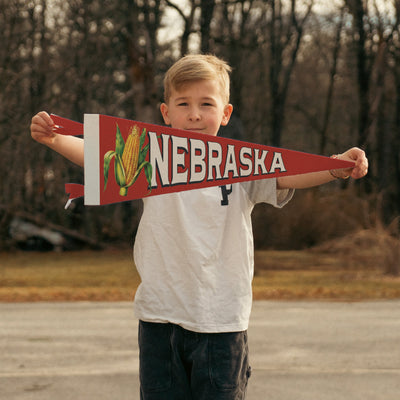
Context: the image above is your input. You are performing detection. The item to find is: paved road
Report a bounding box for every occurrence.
[1,301,399,399]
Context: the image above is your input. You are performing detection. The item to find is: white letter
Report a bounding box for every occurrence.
[171,136,188,185]
[269,152,287,173]
[254,149,269,175]
[149,131,169,187]
[189,138,206,183]
[223,145,239,178]
[207,142,223,180]
[239,147,252,177]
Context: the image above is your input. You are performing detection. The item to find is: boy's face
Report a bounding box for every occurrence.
[160,79,233,136]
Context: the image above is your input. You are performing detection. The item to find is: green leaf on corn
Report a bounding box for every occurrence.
[115,124,125,157]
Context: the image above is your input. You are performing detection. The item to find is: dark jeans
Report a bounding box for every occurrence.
[138,320,252,400]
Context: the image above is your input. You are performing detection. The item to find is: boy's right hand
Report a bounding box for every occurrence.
[30,111,56,145]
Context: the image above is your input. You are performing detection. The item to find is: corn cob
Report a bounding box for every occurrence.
[121,125,141,185]
[104,125,152,197]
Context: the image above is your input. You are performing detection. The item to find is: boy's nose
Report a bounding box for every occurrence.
[188,107,201,121]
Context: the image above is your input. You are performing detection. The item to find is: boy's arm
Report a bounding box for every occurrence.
[277,147,368,189]
[31,111,84,167]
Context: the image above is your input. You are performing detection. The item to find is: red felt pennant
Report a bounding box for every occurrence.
[53,114,354,207]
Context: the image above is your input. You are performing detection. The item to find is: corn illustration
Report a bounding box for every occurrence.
[104,124,152,196]
[122,126,141,184]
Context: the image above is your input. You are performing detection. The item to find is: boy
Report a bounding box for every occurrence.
[31,54,368,399]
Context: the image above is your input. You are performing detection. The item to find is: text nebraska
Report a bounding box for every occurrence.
[148,131,286,188]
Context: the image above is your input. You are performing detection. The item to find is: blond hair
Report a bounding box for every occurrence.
[163,54,232,104]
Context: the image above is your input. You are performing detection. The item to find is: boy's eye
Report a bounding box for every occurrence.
[177,102,188,107]
[202,102,213,107]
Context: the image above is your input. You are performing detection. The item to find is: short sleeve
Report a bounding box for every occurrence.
[240,178,294,207]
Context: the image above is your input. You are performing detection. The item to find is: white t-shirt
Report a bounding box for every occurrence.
[133,179,293,333]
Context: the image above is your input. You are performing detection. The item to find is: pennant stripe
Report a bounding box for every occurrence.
[51,114,84,136]
[65,183,84,198]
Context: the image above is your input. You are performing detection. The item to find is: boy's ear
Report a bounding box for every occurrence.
[221,104,233,126]
[160,103,170,125]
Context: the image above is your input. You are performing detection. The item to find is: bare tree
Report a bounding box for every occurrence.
[384,0,400,229]
[165,0,197,56]
[199,0,216,53]
[116,0,164,123]
[345,0,391,149]
[318,6,345,154]
[266,0,314,146]
[392,1,400,213]
[344,0,395,199]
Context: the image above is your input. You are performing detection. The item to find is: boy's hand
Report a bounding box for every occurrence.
[31,111,56,145]
[31,111,84,167]
[332,147,368,180]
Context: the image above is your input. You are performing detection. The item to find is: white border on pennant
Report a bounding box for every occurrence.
[84,114,100,205]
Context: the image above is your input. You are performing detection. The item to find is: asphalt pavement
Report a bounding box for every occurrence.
[1,301,399,400]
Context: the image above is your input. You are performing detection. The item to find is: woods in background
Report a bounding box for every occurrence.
[1,0,399,250]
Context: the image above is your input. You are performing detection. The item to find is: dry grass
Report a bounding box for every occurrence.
[1,229,399,302]
[252,229,400,301]
[0,250,140,302]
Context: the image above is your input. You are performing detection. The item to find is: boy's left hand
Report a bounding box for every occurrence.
[334,147,368,179]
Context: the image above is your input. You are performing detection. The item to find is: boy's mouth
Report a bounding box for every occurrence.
[185,127,205,132]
